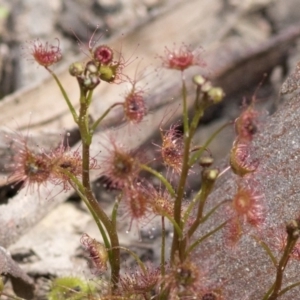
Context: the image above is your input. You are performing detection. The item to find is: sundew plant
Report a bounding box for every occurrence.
[4,32,300,300]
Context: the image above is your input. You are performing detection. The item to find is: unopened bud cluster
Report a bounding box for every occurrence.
[193,75,224,105]
[69,45,123,91]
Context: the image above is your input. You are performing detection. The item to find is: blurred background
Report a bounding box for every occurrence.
[1,0,300,299]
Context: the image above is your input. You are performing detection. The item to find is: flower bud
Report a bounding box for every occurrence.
[199,156,214,168]
[93,45,114,64]
[293,229,300,239]
[202,169,219,182]
[83,74,100,90]
[193,74,206,86]
[99,64,117,83]
[86,61,98,74]
[286,220,300,236]
[28,39,62,67]
[69,62,84,77]
[201,81,213,93]
[208,87,224,104]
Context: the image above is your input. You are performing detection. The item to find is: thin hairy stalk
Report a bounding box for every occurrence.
[194,78,202,110]
[181,75,189,133]
[86,89,94,106]
[184,199,230,228]
[266,227,299,300]
[186,169,218,239]
[79,101,120,287]
[160,216,166,277]
[252,235,277,267]
[46,67,78,123]
[112,246,147,274]
[86,202,112,253]
[171,82,207,262]
[65,171,111,252]
[79,96,92,144]
[170,123,190,261]
[111,194,122,229]
[159,208,182,237]
[189,122,231,166]
[139,164,176,197]
[186,220,228,254]
[91,102,124,132]
[277,281,300,297]
[182,188,203,224]
[263,284,275,300]
[81,142,120,287]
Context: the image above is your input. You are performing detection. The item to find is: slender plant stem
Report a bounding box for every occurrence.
[170,79,207,262]
[182,188,203,225]
[181,75,189,133]
[81,142,120,287]
[277,281,300,297]
[186,220,228,254]
[111,194,122,228]
[267,234,298,300]
[139,164,176,197]
[263,284,275,300]
[78,99,120,288]
[46,67,79,123]
[252,235,277,267]
[186,172,217,239]
[114,246,147,274]
[170,89,193,261]
[189,122,231,166]
[91,102,124,132]
[65,171,111,253]
[161,216,166,276]
[199,200,230,225]
[86,89,94,105]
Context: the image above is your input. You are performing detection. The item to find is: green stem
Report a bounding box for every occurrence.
[78,101,120,288]
[114,246,147,274]
[266,228,299,300]
[160,210,182,238]
[277,281,300,297]
[181,75,189,133]
[183,189,231,224]
[184,199,230,228]
[182,187,203,225]
[111,194,122,228]
[199,200,229,224]
[160,216,166,276]
[186,172,218,239]
[252,235,277,267]
[170,81,207,263]
[46,67,78,123]
[66,172,111,253]
[186,220,228,254]
[91,102,124,132]
[86,89,94,106]
[79,93,91,145]
[263,284,275,300]
[139,164,176,197]
[81,142,120,287]
[189,122,230,166]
